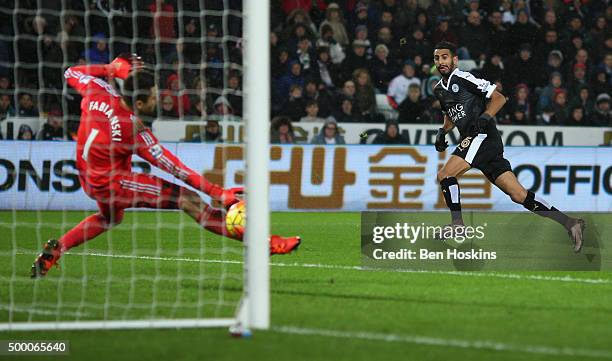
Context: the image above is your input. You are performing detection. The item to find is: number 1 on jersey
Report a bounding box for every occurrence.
[82,128,100,161]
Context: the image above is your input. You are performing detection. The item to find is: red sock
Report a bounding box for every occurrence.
[59,213,111,253]
[197,205,242,241]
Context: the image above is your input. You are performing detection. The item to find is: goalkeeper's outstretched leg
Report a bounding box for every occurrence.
[177,187,301,255]
[31,175,300,278]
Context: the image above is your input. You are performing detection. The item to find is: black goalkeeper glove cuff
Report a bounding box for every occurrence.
[435,128,448,152]
[477,113,493,134]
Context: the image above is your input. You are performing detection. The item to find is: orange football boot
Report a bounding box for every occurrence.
[31,239,62,278]
[269,236,301,255]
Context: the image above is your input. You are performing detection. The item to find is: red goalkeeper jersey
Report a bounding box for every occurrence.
[64,64,227,204]
[65,66,143,196]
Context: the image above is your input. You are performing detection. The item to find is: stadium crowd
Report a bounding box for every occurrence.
[0,0,610,143]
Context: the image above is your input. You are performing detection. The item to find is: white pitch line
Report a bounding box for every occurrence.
[271,326,612,359]
[0,304,93,318]
[15,250,612,285]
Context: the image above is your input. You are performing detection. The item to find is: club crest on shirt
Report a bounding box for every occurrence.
[457,136,472,152]
[452,83,459,93]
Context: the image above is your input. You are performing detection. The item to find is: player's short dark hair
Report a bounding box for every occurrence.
[123,70,155,107]
[435,41,457,56]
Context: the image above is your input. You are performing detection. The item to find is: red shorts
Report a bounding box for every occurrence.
[80,173,182,213]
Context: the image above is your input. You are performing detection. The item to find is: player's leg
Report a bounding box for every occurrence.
[493,170,585,252]
[494,170,568,223]
[447,132,508,227]
[31,203,124,278]
[122,173,301,254]
[59,203,124,252]
[177,187,236,239]
[177,187,301,254]
[437,155,471,225]
[115,172,236,238]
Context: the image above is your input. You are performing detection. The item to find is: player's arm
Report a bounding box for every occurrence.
[133,122,241,207]
[459,73,506,133]
[432,88,453,152]
[476,89,506,134]
[441,114,455,132]
[64,65,111,95]
[482,89,506,119]
[435,115,453,152]
[64,55,140,95]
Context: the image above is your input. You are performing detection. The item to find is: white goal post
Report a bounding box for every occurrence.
[243,0,271,331]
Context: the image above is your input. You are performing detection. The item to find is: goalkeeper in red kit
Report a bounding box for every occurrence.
[31,55,301,278]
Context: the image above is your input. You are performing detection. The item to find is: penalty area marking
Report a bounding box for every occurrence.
[271,325,612,359]
[15,250,612,285]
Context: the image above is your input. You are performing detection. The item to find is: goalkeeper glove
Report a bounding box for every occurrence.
[221,187,244,209]
[106,53,144,79]
[435,128,448,152]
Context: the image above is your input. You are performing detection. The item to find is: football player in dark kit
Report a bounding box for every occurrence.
[432,41,585,252]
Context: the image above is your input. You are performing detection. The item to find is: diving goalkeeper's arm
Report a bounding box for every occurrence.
[134,121,242,208]
[66,54,243,207]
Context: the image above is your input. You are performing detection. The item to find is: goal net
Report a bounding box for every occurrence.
[0,0,270,331]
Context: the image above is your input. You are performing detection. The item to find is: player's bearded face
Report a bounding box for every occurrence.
[433,49,456,76]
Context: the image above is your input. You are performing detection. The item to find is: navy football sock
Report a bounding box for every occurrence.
[522,191,570,227]
[440,177,463,225]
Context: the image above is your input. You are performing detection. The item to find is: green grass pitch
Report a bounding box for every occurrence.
[1,210,612,361]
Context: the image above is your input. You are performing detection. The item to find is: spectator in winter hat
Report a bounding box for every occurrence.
[590,93,611,126]
[319,3,349,46]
